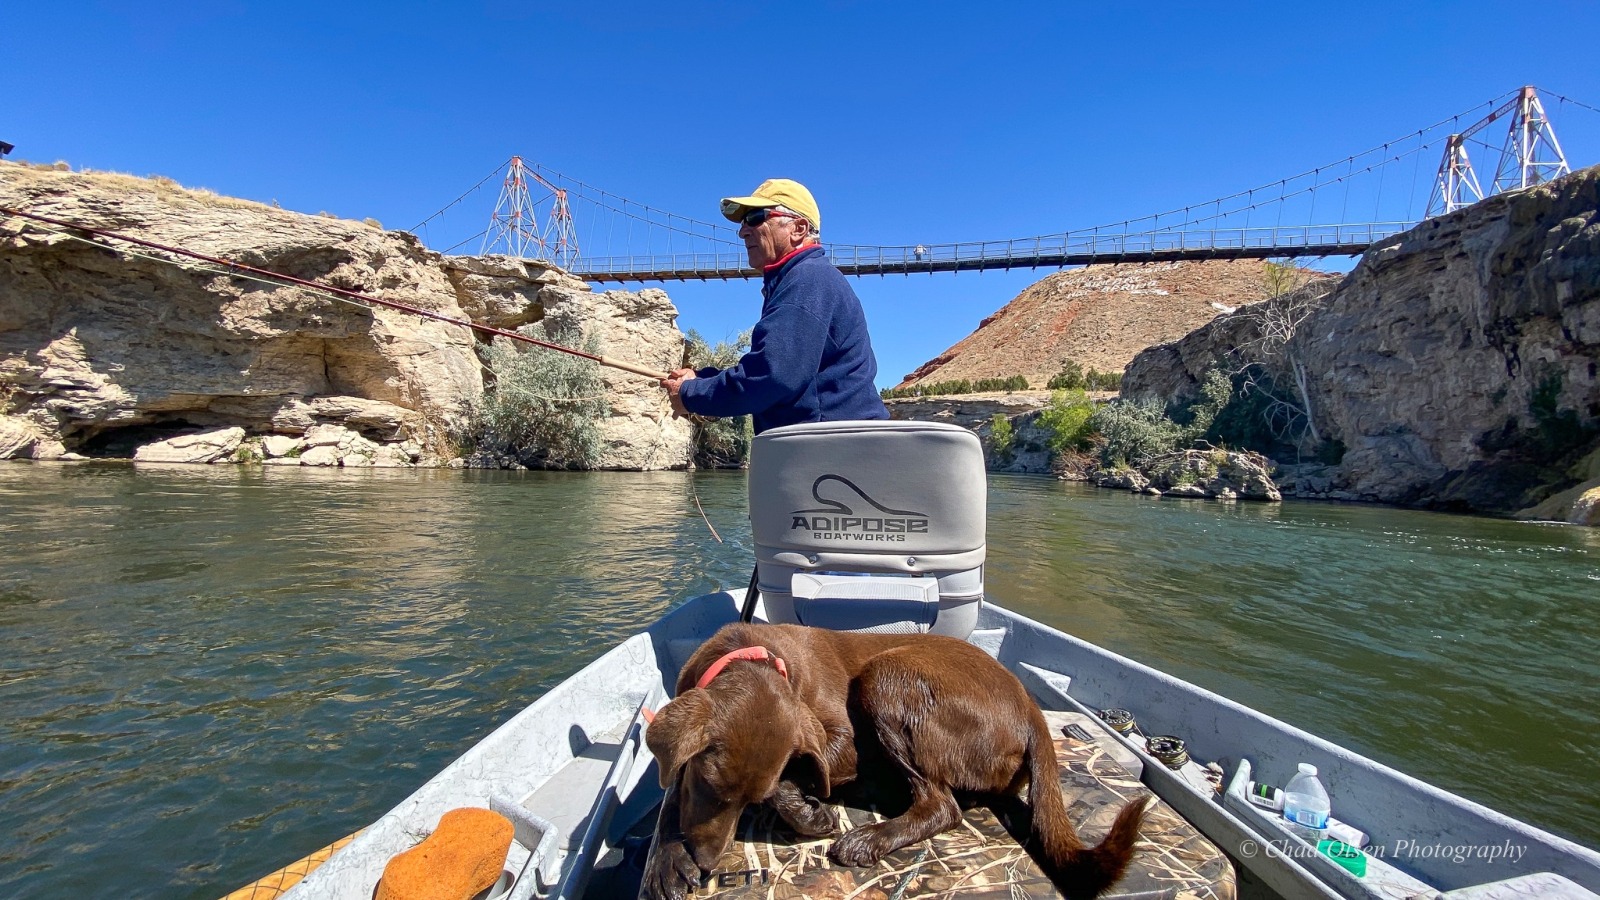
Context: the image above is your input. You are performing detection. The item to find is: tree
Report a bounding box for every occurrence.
[1047,360,1086,391]
[1235,260,1331,451]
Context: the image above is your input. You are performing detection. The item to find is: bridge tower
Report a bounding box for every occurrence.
[1491,85,1569,195]
[1431,134,1485,217]
[482,156,539,259]
[482,156,580,268]
[1426,86,1570,218]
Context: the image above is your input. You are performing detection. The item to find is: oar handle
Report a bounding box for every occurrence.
[599,355,669,381]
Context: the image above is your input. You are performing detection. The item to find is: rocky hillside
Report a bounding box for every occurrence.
[1122,164,1600,519]
[0,163,693,468]
[896,260,1333,388]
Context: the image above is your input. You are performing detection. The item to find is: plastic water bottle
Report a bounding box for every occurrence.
[1282,763,1331,840]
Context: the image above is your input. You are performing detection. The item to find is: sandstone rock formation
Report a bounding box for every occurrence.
[1122,165,1600,517]
[884,390,1053,432]
[132,426,244,464]
[896,260,1330,389]
[510,283,693,470]
[0,163,695,469]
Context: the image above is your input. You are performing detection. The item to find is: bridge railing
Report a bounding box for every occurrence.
[569,222,1417,280]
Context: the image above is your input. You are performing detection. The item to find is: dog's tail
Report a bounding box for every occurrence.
[1025,711,1150,899]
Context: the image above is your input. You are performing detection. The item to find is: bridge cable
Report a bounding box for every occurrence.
[407,161,506,234]
[1372,144,1388,221]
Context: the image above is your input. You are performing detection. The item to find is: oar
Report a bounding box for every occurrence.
[0,206,670,381]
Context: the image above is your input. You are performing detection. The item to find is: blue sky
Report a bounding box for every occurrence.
[5,2,1599,386]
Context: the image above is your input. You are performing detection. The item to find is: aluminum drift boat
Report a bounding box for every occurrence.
[271,422,1600,900]
[271,589,1600,900]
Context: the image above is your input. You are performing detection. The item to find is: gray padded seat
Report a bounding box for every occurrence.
[748,420,986,638]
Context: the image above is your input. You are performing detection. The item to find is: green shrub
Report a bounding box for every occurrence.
[1204,364,1297,455]
[1180,368,1234,444]
[881,374,1027,398]
[1047,360,1085,391]
[1038,388,1096,455]
[970,375,1030,393]
[1087,368,1123,391]
[473,320,607,469]
[1049,361,1121,392]
[685,329,754,467]
[989,414,1015,460]
[1089,396,1183,467]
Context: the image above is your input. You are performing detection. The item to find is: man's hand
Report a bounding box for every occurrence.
[660,368,696,417]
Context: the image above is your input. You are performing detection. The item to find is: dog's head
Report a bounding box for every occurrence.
[645,666,830,870]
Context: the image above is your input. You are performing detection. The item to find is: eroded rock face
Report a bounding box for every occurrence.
[532,285,694,470]
[1122,165,1600,515]
[0,165,481,459]
[0,164,696,469]
[0,415,40,459]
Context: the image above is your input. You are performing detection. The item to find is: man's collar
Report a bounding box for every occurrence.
[762,242,823,274]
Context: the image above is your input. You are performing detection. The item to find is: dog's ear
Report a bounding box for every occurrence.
[791,708,832,797]
[646,689,714,789]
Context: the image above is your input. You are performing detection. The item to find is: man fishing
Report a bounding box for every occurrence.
[660,179,889,434]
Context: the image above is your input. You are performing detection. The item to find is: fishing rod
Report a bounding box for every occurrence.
[0,205,671,381]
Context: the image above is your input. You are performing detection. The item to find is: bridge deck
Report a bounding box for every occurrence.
[570,222,1410,283]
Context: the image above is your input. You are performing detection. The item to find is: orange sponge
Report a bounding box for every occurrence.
[375,807,515,900]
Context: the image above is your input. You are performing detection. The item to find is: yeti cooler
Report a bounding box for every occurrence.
[747,420,986,638]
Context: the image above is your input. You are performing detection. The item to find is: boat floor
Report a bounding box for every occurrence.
[640,710,1235,899]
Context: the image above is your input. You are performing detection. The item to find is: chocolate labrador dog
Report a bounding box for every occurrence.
[642,622,1148,900]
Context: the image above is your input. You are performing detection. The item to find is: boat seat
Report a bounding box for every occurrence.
[748,420,985,639]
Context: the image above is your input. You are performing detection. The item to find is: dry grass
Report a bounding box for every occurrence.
[0,159,355,220]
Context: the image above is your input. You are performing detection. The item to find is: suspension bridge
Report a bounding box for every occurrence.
[408,86,1592,283]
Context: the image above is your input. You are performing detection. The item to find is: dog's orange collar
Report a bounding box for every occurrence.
[696,646,789,690]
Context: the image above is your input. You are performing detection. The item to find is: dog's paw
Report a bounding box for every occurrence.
[789,800,839,837]
[641,839,701,900]
[827,826,888,868]
[772,784,839,837]
[793,797,844,832]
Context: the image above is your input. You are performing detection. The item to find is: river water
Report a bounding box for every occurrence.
[1,463,1596,899]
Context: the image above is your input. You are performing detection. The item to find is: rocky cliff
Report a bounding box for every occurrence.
[897,260,1330,388]
[1123,164,1600,519]
[0,163,693,469]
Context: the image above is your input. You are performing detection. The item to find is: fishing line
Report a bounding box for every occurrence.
[0,206,668,381]
[25,223,616,409]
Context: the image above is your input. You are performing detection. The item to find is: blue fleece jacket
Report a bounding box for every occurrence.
[678,245,889,434]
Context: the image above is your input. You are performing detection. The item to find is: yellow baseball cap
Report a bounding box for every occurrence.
[720,178,821,233]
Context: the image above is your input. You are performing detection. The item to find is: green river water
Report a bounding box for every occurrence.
[1,462,1596,899]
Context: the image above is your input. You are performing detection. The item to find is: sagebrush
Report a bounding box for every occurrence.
[470,321,608,469]
[684,329,754,467]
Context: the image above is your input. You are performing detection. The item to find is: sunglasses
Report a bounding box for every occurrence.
[740,208,802,227]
